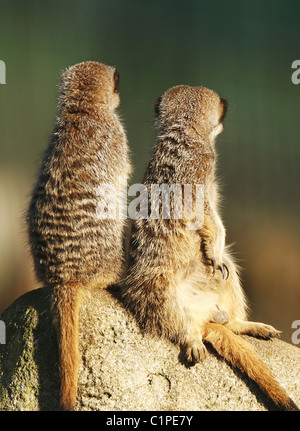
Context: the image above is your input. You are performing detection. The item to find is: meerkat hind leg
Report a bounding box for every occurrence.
[184,327,208,363]
[177,276,228,363]
[225,319,280,339]
[184,306,229,363]
[220,253,280,339]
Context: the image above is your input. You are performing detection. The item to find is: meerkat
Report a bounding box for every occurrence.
[121,85,299,411]
[26,61,131,411]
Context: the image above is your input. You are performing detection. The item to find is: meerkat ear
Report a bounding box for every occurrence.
[154,97,162,117]
[113,70,120,93]
[220,98,228,122]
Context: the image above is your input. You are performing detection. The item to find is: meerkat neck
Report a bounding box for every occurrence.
[158,125,211,151]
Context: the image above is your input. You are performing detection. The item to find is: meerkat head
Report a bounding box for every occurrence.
[58,61,120,114]
[154,85,228,143]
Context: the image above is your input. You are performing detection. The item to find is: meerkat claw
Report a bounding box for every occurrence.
[224,264,229,279]
[210,258,216,275]
[218,263,229,280]
[209,260,229,280]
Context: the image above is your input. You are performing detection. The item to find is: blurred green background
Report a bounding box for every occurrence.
[0,0,299,343]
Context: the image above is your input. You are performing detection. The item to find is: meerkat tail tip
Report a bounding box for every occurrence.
[204,322,299,411]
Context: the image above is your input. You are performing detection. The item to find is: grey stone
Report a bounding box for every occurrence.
[0,287,299,411]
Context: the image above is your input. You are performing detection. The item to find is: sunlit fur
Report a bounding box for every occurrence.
[27,61,131,410]
[121,85,298,411]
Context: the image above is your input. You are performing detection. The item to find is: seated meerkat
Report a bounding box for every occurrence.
[27,61,131,410]
[121,85,298,411]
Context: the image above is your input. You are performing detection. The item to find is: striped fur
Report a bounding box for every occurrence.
[27,61,131,410]
[121,85,298,411]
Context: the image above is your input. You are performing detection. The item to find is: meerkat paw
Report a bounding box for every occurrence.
[245,322,281,339]
[201,237,229,279]
[226,319,281,339]
[206,258,229,280]
[184,339,207,363]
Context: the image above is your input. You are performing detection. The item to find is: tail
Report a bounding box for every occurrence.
[204,322,299,411]
[52,283,83,411]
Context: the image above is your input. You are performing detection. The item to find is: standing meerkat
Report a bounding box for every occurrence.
[121,85,298,411]
[27,61,131,411]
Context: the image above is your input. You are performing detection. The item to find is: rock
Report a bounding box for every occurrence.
[0,287,299,411]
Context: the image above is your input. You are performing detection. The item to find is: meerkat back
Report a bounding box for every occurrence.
[122,85,298,411]
[26,61,131,410]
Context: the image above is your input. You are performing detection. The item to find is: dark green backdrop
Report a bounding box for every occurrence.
[0,0,299,342]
